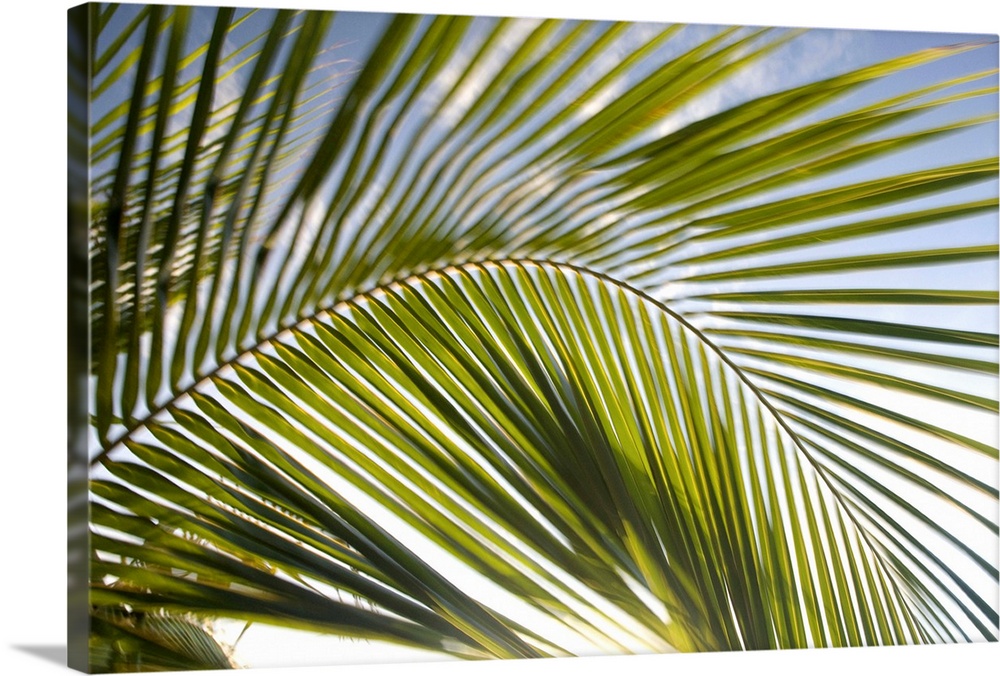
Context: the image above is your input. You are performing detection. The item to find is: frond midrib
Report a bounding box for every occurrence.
[91,256,916,621]
[91,256,952,644]
[90,255,876,492]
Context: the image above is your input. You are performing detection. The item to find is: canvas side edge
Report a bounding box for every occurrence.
[68,3,93,673]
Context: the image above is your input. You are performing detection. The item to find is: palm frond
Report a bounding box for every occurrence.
[79,3,999,666]
[90,605,238,672]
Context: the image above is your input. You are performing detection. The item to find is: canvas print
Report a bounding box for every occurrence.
[67,2,999,672]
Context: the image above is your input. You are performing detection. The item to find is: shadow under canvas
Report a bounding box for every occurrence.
[13,644,67,667]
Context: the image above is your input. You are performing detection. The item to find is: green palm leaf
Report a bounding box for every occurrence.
[90,606,237,672]
[76,3,998,668]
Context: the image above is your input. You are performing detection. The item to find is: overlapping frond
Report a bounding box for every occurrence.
[82,2,999,667]
[89,606,238,672]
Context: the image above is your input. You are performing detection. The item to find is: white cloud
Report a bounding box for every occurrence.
[655,28,861,138]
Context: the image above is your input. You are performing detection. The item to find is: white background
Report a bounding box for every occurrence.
[0,1,997,675]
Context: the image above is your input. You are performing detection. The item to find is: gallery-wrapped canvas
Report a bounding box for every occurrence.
[68,2,999,672]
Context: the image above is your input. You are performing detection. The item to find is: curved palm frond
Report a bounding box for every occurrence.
[80,2,999,666]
